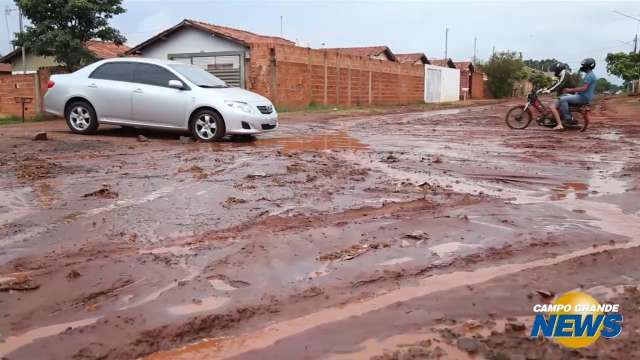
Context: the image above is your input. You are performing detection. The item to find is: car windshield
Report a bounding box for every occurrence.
[169,64,228,88]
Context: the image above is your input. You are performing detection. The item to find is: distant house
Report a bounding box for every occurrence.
[429,58,456,68]
[454,61,475,100]
[126,19,294,88]
[322,46,397,62]
[0,41,129,74]
[396,53,429,65]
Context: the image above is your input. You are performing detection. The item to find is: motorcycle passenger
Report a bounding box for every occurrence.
[541,63,571,127]
[554,58,597,130]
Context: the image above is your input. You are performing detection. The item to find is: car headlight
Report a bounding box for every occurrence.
[224,100,254,114]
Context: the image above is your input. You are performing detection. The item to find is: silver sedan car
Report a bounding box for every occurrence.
[44,57,278,141]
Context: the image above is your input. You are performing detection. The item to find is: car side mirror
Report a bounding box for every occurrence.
[168,80,184,90]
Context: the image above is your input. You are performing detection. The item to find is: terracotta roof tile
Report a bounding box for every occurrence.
[396,53,428,64]
[430,58,455,68]
[186,19,294,46]
[86,41,130,59]
[454,61,474,71]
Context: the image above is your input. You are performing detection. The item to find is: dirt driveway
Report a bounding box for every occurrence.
[1,97,639,360]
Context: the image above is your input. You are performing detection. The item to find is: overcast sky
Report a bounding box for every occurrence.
[1,0,638,84]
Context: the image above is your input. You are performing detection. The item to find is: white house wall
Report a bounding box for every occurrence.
[139,27,248,59]
[424,64,460,103]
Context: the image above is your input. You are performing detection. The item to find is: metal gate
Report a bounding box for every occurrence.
[425,68,442,103]
[169,52,245,88]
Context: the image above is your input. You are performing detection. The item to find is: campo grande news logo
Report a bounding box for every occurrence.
[530,290,623,348]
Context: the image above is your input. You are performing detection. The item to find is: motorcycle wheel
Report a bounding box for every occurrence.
[505,106,532,129]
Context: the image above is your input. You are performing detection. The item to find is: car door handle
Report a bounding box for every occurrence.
[133,88,143,94]
[88,83,97,88]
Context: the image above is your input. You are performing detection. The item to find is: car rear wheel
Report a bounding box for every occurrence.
[190,110,226,142]
[66,101,98,134]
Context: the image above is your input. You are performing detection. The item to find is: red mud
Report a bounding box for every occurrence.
[0,96,639,359]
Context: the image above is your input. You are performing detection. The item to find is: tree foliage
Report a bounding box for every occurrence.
[479,52,525,98]
[523,58,561,72]
[528,70,552,89]
[13,0,126,71]
[606,52,640,83]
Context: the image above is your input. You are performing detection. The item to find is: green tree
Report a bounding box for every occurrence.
[595,78,613,93]
[523,58,561,72]
[605,52,640,83]
[479,52,525,98]
[13,0,126,71]
[528,70,552,89]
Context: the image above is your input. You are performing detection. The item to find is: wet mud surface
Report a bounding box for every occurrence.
[1,97,639,359]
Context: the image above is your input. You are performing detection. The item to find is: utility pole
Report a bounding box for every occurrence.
[613,10,640,54]
[18,6,26,74]
[280,16,283,38]
[4,5,16,51]
[473,37,477,64]
[444,27,449,59]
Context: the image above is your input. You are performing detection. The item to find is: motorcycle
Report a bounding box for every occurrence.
[505,89,590,131]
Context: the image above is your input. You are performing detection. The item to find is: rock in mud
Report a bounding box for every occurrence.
[137,135,149,142]
[67,269,82,280]
[247,171,268,178]
[456,337,481,353]
[179,136,194,144]
[33,132,48,141]
[83,184,119,199]
[505,320,526,332]
[0,277,40,291]
[403,231,430,240]
[535,289,554,299]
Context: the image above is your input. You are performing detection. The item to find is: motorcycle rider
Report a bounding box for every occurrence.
[554,58,597,130]
[541,63,571,127]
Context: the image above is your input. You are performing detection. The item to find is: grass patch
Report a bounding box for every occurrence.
[0,115,24,125]
[0,113,51,126]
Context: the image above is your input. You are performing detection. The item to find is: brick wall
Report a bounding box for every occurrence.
[249,44,424,109]
[0,68,50,118]
[470,71,485,99]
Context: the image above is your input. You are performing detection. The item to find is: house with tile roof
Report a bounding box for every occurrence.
[429,58,456,68]
[0,41,129,74]
[321,46,397,62]
[126,19,295,88]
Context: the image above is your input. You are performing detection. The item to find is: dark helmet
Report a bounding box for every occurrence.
[580,58,596,72]
[551,62,569,77]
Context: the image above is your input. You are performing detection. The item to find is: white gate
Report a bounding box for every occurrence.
[425,68,442,103]
[424,65,460,103]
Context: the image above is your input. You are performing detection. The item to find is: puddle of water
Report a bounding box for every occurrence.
[209,279,237,291]
[0,317,100,357]
[377,257,414,266]
[329,330,475,360]
[429,242,475,257]
[257,132,368,152]
[594,132,622,141]
[339,152,541,204]
[167,296,230,316]
[146,199,640,360]
[119,265,200,311]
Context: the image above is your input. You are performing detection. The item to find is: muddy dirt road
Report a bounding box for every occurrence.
[1,97,639,359]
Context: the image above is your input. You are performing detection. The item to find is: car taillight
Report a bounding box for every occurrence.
[47,80,55,89]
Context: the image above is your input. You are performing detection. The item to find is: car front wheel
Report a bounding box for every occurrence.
[66,101,98,134]
[190,110,226,142]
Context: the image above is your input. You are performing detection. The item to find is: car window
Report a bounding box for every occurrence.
[133,63,180,88]
[89,62,134,82]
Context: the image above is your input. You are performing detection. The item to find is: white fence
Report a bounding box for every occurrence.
[424,65,460,103]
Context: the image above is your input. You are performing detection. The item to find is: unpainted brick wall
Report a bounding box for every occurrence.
[0,68,50,118]
[248,44,425,109]
[470,71,485,99]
